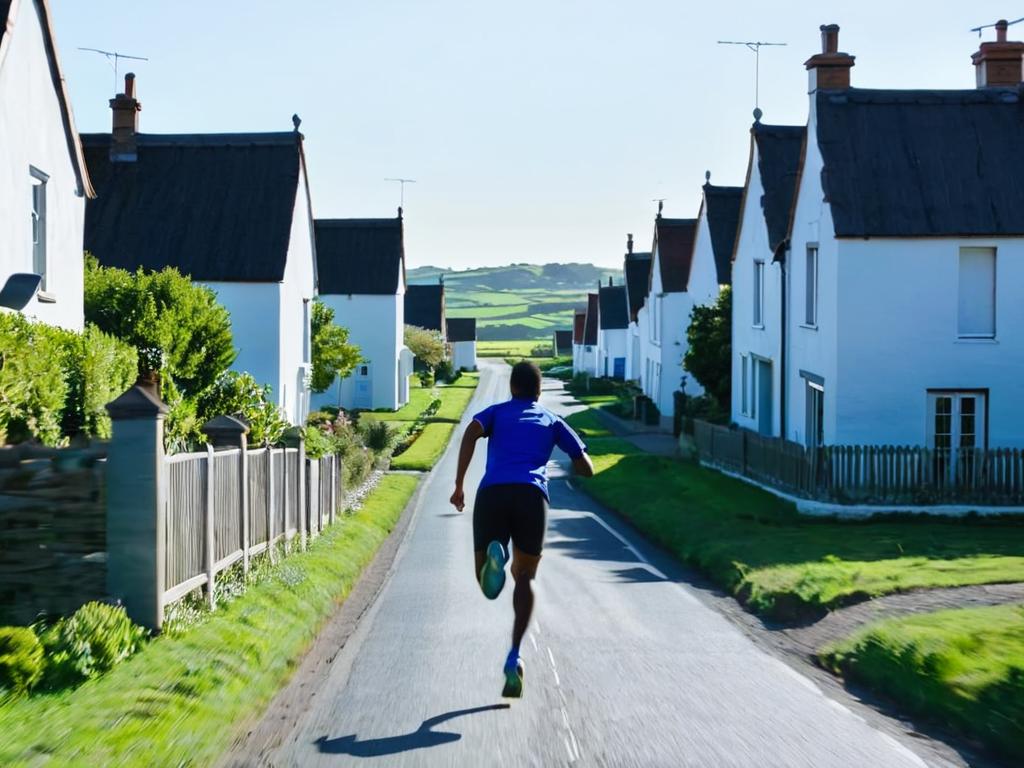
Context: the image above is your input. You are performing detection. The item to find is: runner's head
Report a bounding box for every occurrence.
[510,361,542,401]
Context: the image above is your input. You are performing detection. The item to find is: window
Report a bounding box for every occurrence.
[805,245,818,326]
[753,261,764,327]
[805,380,824,448]
[958,247,995,338]
[928,391,987,483]
[30,167,48,290]
[741,355,749,415]
[302,299,311,361]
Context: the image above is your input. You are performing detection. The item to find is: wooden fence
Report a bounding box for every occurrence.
[693,420,1024,506]
[162,446,340,611]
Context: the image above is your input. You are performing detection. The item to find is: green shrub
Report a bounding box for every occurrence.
[42,602,147,687]
[310,300,361,393]
[0,627,44,696]
[343,445,373,489]
[418,370,435,388]
[197,371,288,447]
[302,424,336,459]
[61,325,138,440]
[530,343,553,357]
[359,420,398,454]
[434,359,455,383]
[0,314,68,446]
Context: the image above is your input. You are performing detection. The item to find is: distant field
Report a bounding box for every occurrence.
[478,340,551,358]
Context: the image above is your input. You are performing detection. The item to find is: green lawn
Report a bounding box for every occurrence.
[0,474,420,767]
[360,379,435,423]
[478,340,548,357]
[821,604,1024,761]
[580,438,1024,622]
[564,408,614,439]
[390,423,456,471]
[433,373,479,422]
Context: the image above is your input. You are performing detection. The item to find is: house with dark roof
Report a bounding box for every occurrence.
[636,202,720,421]
[311,216,413,411]
[1,0,94,330]
[597,278,629,379]
[622,235,652,382]
[736,22,1024,462]
[446,317,477,371]
[82,76,316,425]
[571,307,587,374]
[573,293,600,376]
[552,330,572,357]
[404,283,446,342]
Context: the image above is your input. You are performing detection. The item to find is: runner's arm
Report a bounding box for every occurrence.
[450,419,485,511]
[572,452,594,478]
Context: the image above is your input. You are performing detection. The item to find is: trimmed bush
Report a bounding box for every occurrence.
[0,313,68,445]
[359,420,398,454]
[197,371,288,447]
[42,602,147,687]
[61,325,138,440]
[0,627,44,696]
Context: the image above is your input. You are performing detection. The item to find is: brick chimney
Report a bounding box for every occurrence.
[972,20,1024,87]
[109,73,141,162]
[626,233,633,255]
[805,24,855,92]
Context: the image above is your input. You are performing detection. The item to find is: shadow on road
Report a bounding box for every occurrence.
[315,704,510,757]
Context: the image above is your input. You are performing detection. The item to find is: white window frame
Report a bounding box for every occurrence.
[957,247,996,340]
[805,380,825,449]
[804,244,818,328]
[30,166,49,291]
[752,261,764,328]
[926,390,987,483]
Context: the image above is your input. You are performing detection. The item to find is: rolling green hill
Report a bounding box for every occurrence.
[408,263,621,340]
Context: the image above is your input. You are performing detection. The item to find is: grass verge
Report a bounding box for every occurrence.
[0,474,420,767]
[564,407,614,439]
[821,604,1024,761]
[390,423,456,471]
[433,373,479,422]
[580,438,1024,622]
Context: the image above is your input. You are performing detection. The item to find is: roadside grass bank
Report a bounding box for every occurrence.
[579,437,1024,623]
[821,604,1024,761]
[390,423,457,471]
[0,474,419,767]
[564,407,614,439]
[385,373,479,471]
[432,372,479,422]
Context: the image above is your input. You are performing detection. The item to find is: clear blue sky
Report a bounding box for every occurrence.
[52,1,1017,269]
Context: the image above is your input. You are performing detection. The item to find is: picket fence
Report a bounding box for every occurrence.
[693,420,1024,506]
[162,445,340,610]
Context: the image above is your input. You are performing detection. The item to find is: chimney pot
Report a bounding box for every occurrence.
[608,276,613,287]
[806,23,854,91]
[627,233,633,254]
[124,72,135,98]
[997,19,1008,43]
[820,24,839,54]
[109,73,141,162]
[972,20,1024,88]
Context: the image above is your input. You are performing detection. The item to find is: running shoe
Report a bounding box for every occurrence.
[502,653,524,698]
[479,540,507,600]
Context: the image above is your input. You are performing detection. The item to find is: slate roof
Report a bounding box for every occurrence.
[404,284,446,333]
[583,293,599,345]
[1,0,94,198]
[653,218,699,293]
[623,251,652,322]
[751,123,805,254]
[572,310,586,344]
[83,132,305,282]
[598,284,629,330]
[702,184,743,284]
[315,218,404,295]
[446,317,476,342]
[554,329,572,354]
[816,87,1024,237]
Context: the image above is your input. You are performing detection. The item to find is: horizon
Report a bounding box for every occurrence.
[51,1,1018,270]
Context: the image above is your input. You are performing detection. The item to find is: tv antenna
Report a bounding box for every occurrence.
[79,48,149,92]
[970,17,1024,37]
[717,40,787,111]
[652,198,666,217]
[385,178,416,208]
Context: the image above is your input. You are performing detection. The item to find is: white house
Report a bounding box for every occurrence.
[447,318,478,371]
[0,0,93,330]
[737,22,1024,467]
[730,123,805,436]
[623,236,652,382]
[571,308,586,373]
[553,329,573,358]
[311,216,413,411]
[575,293,600,376]
[638,207,720,420]
[597,279,629,379]
[83,76,316,424]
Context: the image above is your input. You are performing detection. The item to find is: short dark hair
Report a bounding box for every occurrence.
[510,361,542,400]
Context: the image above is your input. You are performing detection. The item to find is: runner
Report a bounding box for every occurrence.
[449,361,594,697]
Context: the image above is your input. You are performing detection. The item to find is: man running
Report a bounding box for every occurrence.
[450,361,593,697]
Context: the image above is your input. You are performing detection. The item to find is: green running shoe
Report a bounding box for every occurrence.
[479,540,507,600]
[502,655,524,698]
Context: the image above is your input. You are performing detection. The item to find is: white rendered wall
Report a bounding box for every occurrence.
[204,281,282,411]
[0,0,85,330]
[730,141,784,435]
[312,293,402,412]
[277,163,316,424]
[833,237,1024,448]
[452,340,477,371]
[598,327,627,378]
[625,322,641,381]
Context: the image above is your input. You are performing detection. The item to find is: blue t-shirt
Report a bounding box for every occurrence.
[473,398,587,498]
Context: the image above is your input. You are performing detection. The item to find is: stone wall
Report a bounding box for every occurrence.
[0,444,108,625]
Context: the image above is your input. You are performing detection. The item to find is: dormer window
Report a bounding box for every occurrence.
[30,167,49,290]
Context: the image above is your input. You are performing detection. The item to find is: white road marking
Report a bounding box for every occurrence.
[547,646,561,686]
[530,634,538,651]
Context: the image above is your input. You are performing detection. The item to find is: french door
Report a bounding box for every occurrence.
[927,391,987,484]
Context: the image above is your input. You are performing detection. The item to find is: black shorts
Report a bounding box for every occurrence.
[473,483,548,556]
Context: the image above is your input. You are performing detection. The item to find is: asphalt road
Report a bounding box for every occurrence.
[254,360,942,768]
